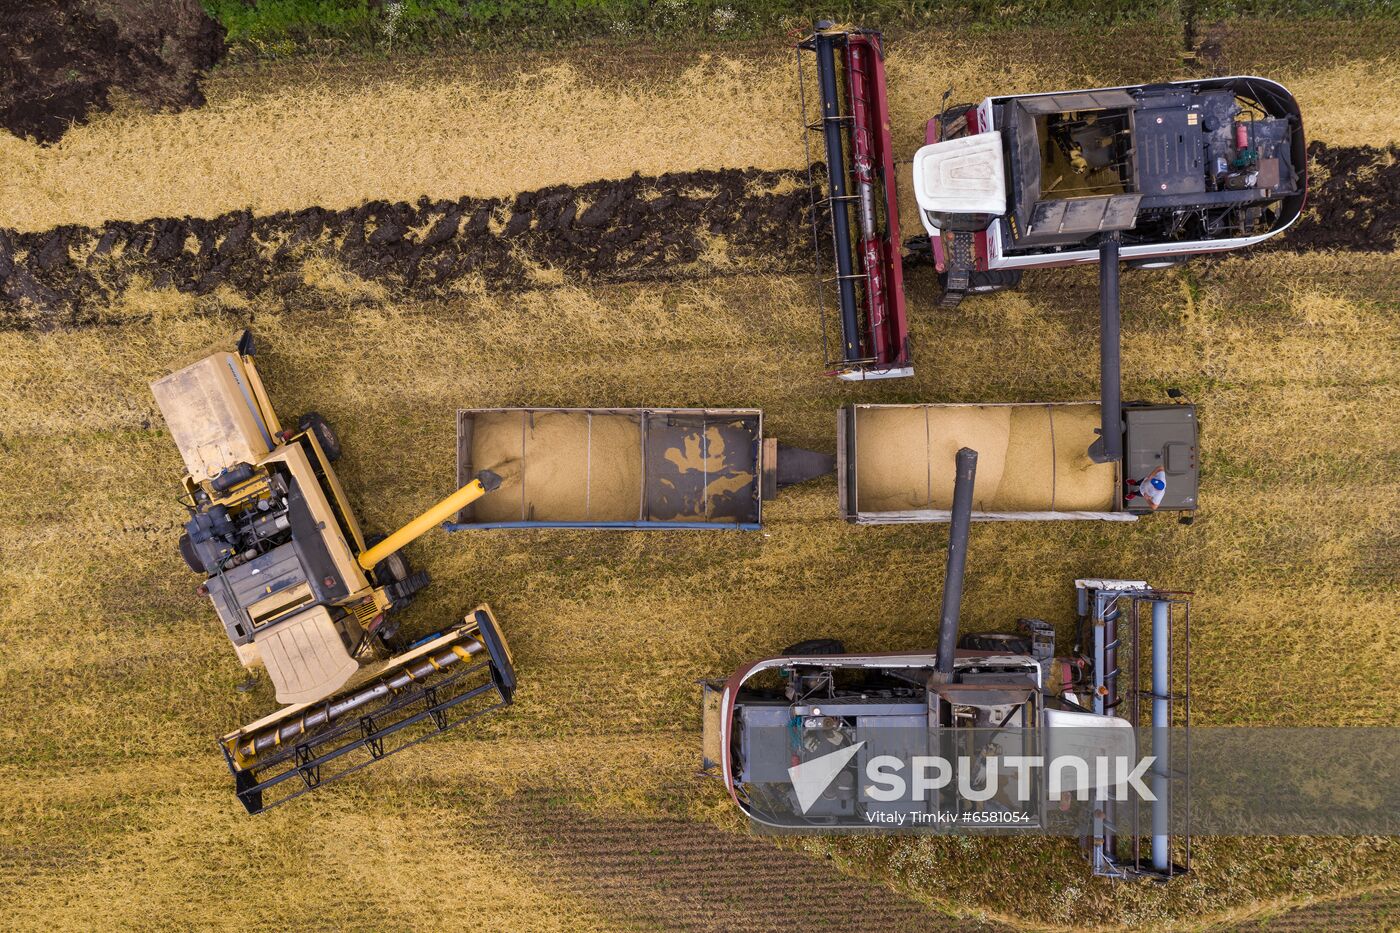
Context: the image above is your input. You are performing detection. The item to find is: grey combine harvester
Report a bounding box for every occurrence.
[703,448,1192,880]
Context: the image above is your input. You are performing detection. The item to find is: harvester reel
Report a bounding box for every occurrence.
[297,411,341,462]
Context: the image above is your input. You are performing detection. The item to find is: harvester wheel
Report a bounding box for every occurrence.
[178,532,205,573]
[959,632,1032,654]
[298,411,341,462]
[965,270,1022,294]
[781,638,846,656]
[374,622,406,656]
[1126,257,1187,271]
[902,234,933,264]
[364,533,412,587]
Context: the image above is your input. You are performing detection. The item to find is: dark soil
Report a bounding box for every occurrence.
[1,0,224,145]
[1295,141,1400,252]
[0,143,1392,327]
[0,167,817,326]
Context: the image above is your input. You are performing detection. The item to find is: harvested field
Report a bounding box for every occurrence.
[480,793,1007,932]
[1,141,1397,325]
[1,15,1398,933]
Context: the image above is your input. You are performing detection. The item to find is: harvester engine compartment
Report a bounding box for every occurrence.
[999,82,1302,253]
[186,462,356,650]
[731,656,1044,822]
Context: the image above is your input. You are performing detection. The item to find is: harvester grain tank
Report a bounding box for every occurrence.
[798,22,1305,377]
[701,449,1192,879]
[152,332,517,813]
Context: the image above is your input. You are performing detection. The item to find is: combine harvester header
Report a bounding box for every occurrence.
[798,25,910,380]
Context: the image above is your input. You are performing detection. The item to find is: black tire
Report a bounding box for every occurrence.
[1126,257,1187,271]
[298,411,341,462]
[936,269,1021,305]
[966,270,1023,294]
[782,638,846,656]
[374,621,406,656]
[366,533,412,587]
[959,632,1032,654]
[178,532,205,574]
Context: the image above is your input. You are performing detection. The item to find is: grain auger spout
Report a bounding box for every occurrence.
[357,468,502,572]
[150,331,520,814]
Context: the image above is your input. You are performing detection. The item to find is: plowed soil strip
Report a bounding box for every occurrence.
[0,142,1393,327]
[481,794,1006,933]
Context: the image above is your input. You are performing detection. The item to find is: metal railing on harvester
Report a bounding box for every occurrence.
[220,610,515,814]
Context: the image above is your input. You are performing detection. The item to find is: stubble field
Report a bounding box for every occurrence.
[0,16,1397,932]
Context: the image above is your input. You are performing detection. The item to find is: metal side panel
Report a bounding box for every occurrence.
[455,409,476,524]
[1124,406,1199,512]
[854,510,1137,524]
[836,406,856,522]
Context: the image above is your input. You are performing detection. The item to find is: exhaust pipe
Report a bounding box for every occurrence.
[934,447,978,682]
[1089,235,1123,464]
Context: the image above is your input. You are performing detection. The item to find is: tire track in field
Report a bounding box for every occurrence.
[0,142,1393,328]
[477,793,1008,933]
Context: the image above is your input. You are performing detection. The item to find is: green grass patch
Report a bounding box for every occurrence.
[203,0,1177,57]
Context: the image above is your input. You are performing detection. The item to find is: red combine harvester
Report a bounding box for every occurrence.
[798,22,1306,380]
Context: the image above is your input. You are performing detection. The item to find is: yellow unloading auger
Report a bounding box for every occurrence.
[356,470,501,572]
[151,331,519,814]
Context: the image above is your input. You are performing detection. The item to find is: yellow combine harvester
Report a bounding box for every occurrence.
[152,331,517,813]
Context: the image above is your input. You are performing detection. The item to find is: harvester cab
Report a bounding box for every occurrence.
[914,78,1304,306]
[702,448,1192,880]
[152,332,517,813]
[798,22,1304,371]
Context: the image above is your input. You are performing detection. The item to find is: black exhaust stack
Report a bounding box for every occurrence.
[933,447,978,684]
[1088,235,1123,464]
[811,26,862,364]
